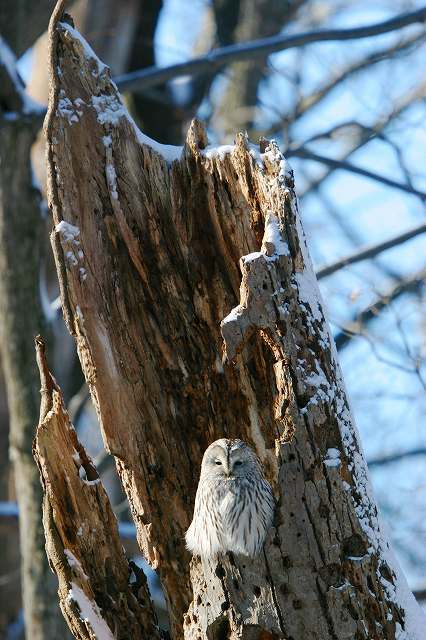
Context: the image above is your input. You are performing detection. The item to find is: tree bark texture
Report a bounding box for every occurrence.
[0,37,70,640]
[42,4,425,639]
[33,336,161,640]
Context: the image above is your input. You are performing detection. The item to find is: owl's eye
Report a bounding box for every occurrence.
[234,460,242,466]
[215,460,222,465]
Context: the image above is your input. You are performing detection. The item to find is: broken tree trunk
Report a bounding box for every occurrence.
[32,336,161,640]
[40,2,425,638]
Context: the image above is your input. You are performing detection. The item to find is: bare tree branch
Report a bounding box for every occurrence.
[335,268,426,351]
[368,448,426,467]
[308,180,403,282]
[287,31,426,124]
[317,222,426,279]
[288,146,426,200]
[413,587,426,602]
[113,7,426,92]
[299,81,426,199]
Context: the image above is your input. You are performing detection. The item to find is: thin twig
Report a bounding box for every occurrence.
[299,81,426,199]
[368,449,426,467]
[287,31,426,123]
[114,8,426,92]
[287,147,426,200]
[334,268,426,351]
[317,222,426,279]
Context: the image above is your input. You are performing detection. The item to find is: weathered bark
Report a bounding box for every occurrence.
[33,336,161,640]
[42,3,425,639]
[0,37,70,639]
[28,0,143,199]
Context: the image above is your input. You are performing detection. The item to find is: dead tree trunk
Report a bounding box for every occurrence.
[39,2,425,639]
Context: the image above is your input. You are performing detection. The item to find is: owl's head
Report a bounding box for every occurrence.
[200,438,261,479]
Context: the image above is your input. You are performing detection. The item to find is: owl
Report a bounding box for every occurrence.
[185,438,275,559]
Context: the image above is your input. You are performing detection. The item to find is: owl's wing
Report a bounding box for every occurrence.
[222,478,274,557]
[185,482,225,558]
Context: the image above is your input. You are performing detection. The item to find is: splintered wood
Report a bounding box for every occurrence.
[33,337,160,640]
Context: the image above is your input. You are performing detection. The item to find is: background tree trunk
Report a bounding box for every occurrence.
[0,39,70,639]
[39,4,426,639]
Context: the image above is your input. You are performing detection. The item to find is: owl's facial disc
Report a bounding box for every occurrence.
[201,439,253,479]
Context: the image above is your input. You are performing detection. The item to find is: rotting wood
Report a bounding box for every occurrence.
[33,336,161,640]
[41,2,425,638]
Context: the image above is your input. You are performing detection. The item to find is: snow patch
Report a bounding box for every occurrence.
[59,23,108,77]
[241,251,263,264]
[57,91,80,124]
[64,549,88,579]
[56,221,80,243]
[66,250,78,266]
[203,144,235,161]
[67,582,114,640]
[83,478,101,486]
[92,94,126,126]
[105,164,118,200]
[278,157,293,183]
[261,142,293,185]
[383,528,426,638]
[91,93,182,163]
[326,448,340,459]
[56,222,86,277]
[221,305,243,326]
[324,447,341,468]
[262,211,290,256]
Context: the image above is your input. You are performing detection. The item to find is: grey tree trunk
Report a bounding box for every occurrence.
[35,3,425,639]
[0,39,70,639]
